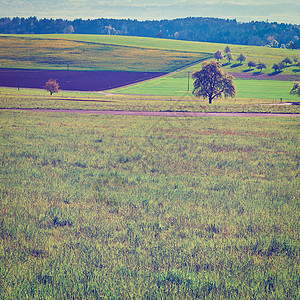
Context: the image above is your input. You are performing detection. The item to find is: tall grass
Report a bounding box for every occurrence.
[0,111,299,299]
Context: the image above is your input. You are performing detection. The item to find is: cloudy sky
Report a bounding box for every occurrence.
[0,0,299,24]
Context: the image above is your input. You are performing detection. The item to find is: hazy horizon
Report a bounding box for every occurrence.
[0,0,299,25]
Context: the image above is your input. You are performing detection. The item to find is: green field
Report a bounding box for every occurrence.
[112,77,300,101]
[1,110,299,299]
[0,35,210,72]
[1,88,300,115]
[1,34,299,75]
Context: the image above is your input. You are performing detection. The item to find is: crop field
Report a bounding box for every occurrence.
[0,68,167,91]
[0,36,210,72]
[1,110,299,299]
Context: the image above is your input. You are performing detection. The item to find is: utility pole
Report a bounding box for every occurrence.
[67,64,70,82]
[187,71,190,91]
[17,70,20,91]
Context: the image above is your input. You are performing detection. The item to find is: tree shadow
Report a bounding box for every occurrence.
[292,69,300,73]
[252,71,263,76]
[222,62,231,67]
[243,69,253,73]
[268,70,283,76]
[230,63,241,68]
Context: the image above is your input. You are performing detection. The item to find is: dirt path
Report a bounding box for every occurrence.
[1,108,299,117]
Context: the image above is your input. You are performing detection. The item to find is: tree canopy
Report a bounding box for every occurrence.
[290,82,300,97]
[192,61,236,104]
[44,78,59,95]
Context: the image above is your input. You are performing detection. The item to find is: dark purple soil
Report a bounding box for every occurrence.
[0,69,167,91]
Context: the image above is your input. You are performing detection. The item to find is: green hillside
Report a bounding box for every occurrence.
[0,35,211,72]
[1,34,299,74]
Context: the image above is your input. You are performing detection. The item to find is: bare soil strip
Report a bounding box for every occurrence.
[1,108,299,117]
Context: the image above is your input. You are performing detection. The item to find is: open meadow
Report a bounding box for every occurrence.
[0,33,300,299]
[0,110,299,299]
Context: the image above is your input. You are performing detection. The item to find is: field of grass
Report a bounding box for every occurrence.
[0,35,210,72]
[111,77,300,101]
[1,110,299,299]
[4,34,299,74]
[0,87,300,114]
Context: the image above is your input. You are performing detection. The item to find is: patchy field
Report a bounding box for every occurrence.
[0,111,299,299]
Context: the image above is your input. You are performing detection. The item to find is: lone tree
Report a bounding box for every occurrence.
[227,53,233,63]
[224,45,231,54]
[192,61,236,104]
[256,62,267,72]
[236,53,246,64]
[290,82,300,96]
[272,63,281,72]
[248,61,256,69]
[45,78,59,95]
[282,57,292,67]
[214,50,224,61]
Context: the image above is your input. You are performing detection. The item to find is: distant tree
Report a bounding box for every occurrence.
[192,61,236,104]
[256,62,267,72]
[64,25,74,34]
[157,30,164,38]
[214,50,224,61]
[287,41,296,50]
[282,57,292,67]
[272,63,281,72]
[248,61,256,69]
[44,78,59,95]
[290,82,300,96]
[271,39,279,48]
[224,46,231,53]
[226,53,233,63]
[279,61,286,69]
[236,53,246,64]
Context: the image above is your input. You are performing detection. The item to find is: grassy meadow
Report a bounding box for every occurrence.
[0,35,210,72]
[0,110,299,299]
[112,76,300,101]
[0,88,300,114]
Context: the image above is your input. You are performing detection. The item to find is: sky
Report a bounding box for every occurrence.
[0,0,299,24]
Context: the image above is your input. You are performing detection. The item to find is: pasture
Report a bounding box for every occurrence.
[0,34,299,299]
[0,110,299,299]
[0,35,210,72]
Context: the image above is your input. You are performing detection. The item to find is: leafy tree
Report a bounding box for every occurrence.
[279,61,286,69]
[282,57,292,67]
[290,82,300,96]
[224,46,231,53]
[192,61,236,104]
[272,63,281,72]
[236,53,246,64]
[248,61,256,69]
[44,78,59,95]
[214,50,223,61]
[227,53,233,63]
[256,62,267,72]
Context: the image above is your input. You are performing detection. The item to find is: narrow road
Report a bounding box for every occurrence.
[1,108,299,117]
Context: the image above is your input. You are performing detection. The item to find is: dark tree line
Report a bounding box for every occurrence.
[0,16,299,48]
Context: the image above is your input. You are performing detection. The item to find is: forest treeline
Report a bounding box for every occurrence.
[0,16,299,48]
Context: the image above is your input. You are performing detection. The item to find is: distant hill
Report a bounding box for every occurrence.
[0,17,299,48]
